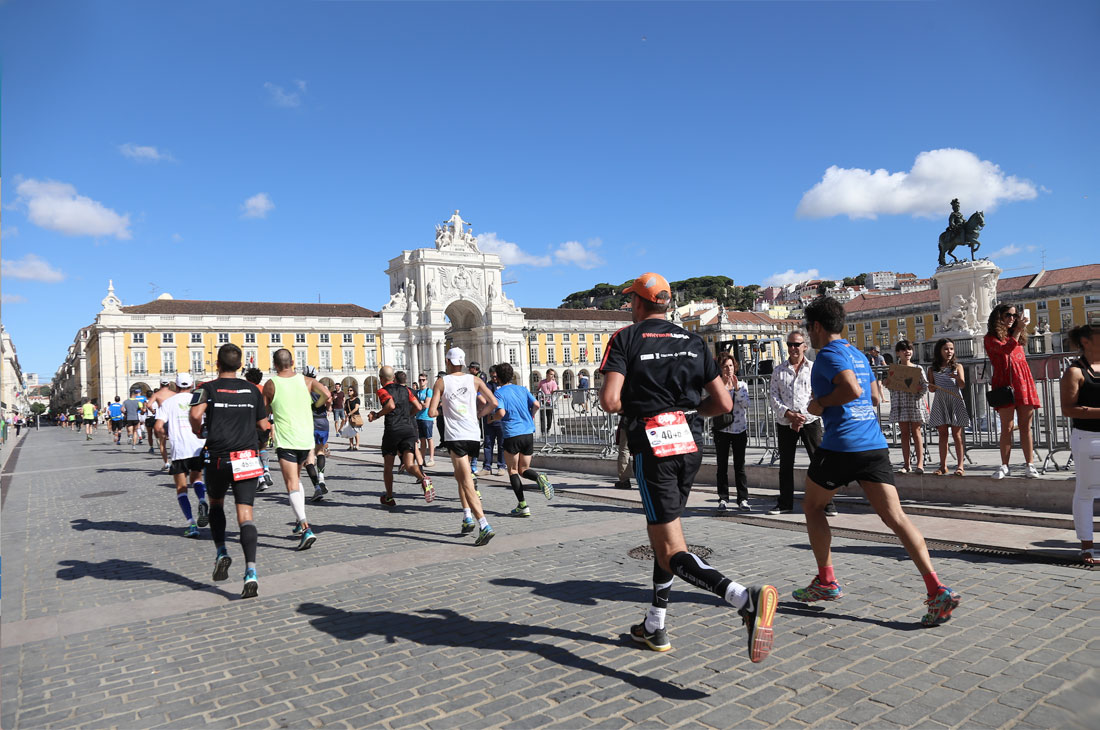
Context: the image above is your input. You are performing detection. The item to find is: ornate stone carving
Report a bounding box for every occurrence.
[435,210,481,253]
[941,294,975,334]
[100,280,122,313]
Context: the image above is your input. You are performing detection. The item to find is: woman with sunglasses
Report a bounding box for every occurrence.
[1060,324,1100,565]
[984,303,1041,478]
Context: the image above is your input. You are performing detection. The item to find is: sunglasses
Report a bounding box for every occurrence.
[786,342,804,347]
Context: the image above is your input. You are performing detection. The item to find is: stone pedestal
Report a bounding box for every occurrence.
[932,259,1001,359]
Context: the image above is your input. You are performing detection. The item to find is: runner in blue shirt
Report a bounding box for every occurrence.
[107,396,125,444]
[794,296,960,626]
[489,363,554,517]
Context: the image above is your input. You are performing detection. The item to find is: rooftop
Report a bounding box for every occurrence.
[119,300,379,318]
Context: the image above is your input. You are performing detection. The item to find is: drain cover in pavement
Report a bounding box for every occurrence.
[628,544,712,561]
[81,490,128,499]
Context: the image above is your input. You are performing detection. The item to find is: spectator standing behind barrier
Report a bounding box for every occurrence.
[613,420,632,489]
[927,338,969,476]
[713,353,751,512]
[767,331,836,516]
[869,347,886,367]
[887,340,928,474]
[481,366,506,476]
[537,369,559,435]
[984,303,1042,479]
[1060,323,1100,566]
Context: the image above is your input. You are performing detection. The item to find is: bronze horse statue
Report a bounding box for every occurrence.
[938,210,984,266]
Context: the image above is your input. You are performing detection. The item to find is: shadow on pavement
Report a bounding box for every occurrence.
[71,517,192,537]
[298,603,709,700]
[785,541,1022,566]
[312,521,468,546]
[489,577,723,609]
[56,558,235,598]
[778,600,929,631]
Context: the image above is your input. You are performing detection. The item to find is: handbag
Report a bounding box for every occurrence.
[711,412,735,432]
[987,386,1014,409]
[349,412,364,428]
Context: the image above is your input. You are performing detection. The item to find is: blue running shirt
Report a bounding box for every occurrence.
[811,339,887,452]
[494,383,537,438]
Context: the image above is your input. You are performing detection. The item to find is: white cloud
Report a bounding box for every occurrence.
[119,143,175,163]
[1,225,17,238]
[2,293,27,304]
[172,233,183,243]
[989,244,1023,258]
[763,268,821,287]
[796,148,1038,220]
[240,192,274,219]
[2,253,66,282]
[476,232,552,267]
[264,81,304,108]
[14,178,132,239]
[553,239,605,269]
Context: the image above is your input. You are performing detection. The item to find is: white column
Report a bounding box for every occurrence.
[409,337,419,377]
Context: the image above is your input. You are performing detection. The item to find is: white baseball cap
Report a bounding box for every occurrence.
[176,372,194,388]
[160,377,172,386]
[446,347,466,367]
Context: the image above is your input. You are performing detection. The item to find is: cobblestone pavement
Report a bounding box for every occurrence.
[2,428,1098,729]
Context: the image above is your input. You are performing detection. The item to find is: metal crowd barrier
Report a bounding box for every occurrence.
[532,354,1080,477]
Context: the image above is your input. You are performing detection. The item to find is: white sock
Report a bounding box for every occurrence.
[288,489,307,522]
[478,516,489,529]
[463,508,472,519]
[725,582,748,611]
[644,606,666,632]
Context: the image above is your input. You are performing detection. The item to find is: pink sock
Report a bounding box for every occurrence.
[818,565,836,584]
[922,572,941,595]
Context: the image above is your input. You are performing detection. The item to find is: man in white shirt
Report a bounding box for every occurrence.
[155,372,209,538]
[767,331,836,516]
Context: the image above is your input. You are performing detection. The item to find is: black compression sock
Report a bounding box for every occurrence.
[210,505,227,545]
[305,464,319,487]
[239,520,258,564]
[521,469,540,482]
[669,551,731,599]
[509,473,525,502]
[653,560,674,609]
[316,455,326,473]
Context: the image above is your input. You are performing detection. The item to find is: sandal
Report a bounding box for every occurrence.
[954,467,965,477]
[913,466,925,475]
[933,468,947,476]
[897,466,911,474]
[1083,548,1097,566]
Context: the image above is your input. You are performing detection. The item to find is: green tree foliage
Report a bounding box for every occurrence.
[842,274,867,287]
[817,280,836,296]
[560,276,761,311]
[31,403,47,415]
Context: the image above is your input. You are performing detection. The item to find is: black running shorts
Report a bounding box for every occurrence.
[807,447,895,490]
[146,417,157,431]
[502,433,534,456]
[111,420,123,432]
[124,420,138,428]
[204,456,258,506]
[169,456,205,475]
[444,440,481,458]
[276,448,311,464]
[381,431,417,456]
[633,448,703,525]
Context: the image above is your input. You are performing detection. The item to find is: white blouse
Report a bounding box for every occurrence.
[769,358,820,426]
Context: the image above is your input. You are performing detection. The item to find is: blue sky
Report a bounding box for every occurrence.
[2,0,1097,377]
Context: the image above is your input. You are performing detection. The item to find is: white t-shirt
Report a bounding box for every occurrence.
[160,391,206,461]
[441,373,481,442]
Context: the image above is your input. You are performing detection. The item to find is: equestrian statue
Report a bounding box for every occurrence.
[938,198,984,266]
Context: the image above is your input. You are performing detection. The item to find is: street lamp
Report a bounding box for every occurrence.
[522,324,539,390]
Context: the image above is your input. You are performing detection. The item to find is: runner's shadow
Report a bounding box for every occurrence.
[489,577,723,608]
[56,558,235,598]
[298,603,708,699]
[71,518,185,537]
[312,522,465,546]
[779,601,926,631]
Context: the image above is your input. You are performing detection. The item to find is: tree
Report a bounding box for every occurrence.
[31,403,47,415]
[817,280,836,296]
[842,274,866,288]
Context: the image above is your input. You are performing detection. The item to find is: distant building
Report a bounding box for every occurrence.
[2,324,29,416]
[866,271,898,290]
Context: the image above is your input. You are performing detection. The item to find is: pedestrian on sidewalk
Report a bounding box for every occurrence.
[793,296,960,627]
[601,271,777,661]
[344,386,362,451]
[713,352,751,512]
[927,338,968,476]
[886,339,928,474]
[1060,323,1100,566]
[767,330,836,516]
[985,303,1041,478]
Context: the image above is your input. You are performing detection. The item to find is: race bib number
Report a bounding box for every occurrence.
[644,411,698,456]
[229,449,263,481]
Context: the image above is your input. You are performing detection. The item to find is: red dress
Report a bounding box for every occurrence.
[984,334,1041,408]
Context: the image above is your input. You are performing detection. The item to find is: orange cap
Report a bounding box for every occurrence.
[623,272,671,303]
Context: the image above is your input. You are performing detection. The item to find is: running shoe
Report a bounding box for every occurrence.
[510,503,531,517]
[824,503,838,517]
[318,477,328,494]
[461,517,477,534]
[426,458,435,467]
[241,569,258,599]
[537,473,554,500]
[630,622,671,652]
[921,586,961,627]
[297,529,317,551]
[792,576,844,602]
[737,500,752,512]
[262,472,274,488]
[310,488,325,503]
[380,494,397,507]
[162,461,170,471]
[422,479,435,503]
[292,520,304,535]
[739,585,778,663]
[474,525,495,547]
[717,500,729,512]
[212,549,232,582]
[184,524,200,538]
[196,501,209,528]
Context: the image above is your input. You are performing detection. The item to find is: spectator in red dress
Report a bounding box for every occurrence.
[984,303,1041,479]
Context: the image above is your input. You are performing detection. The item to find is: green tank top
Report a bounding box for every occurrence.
[270,373,314,450]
